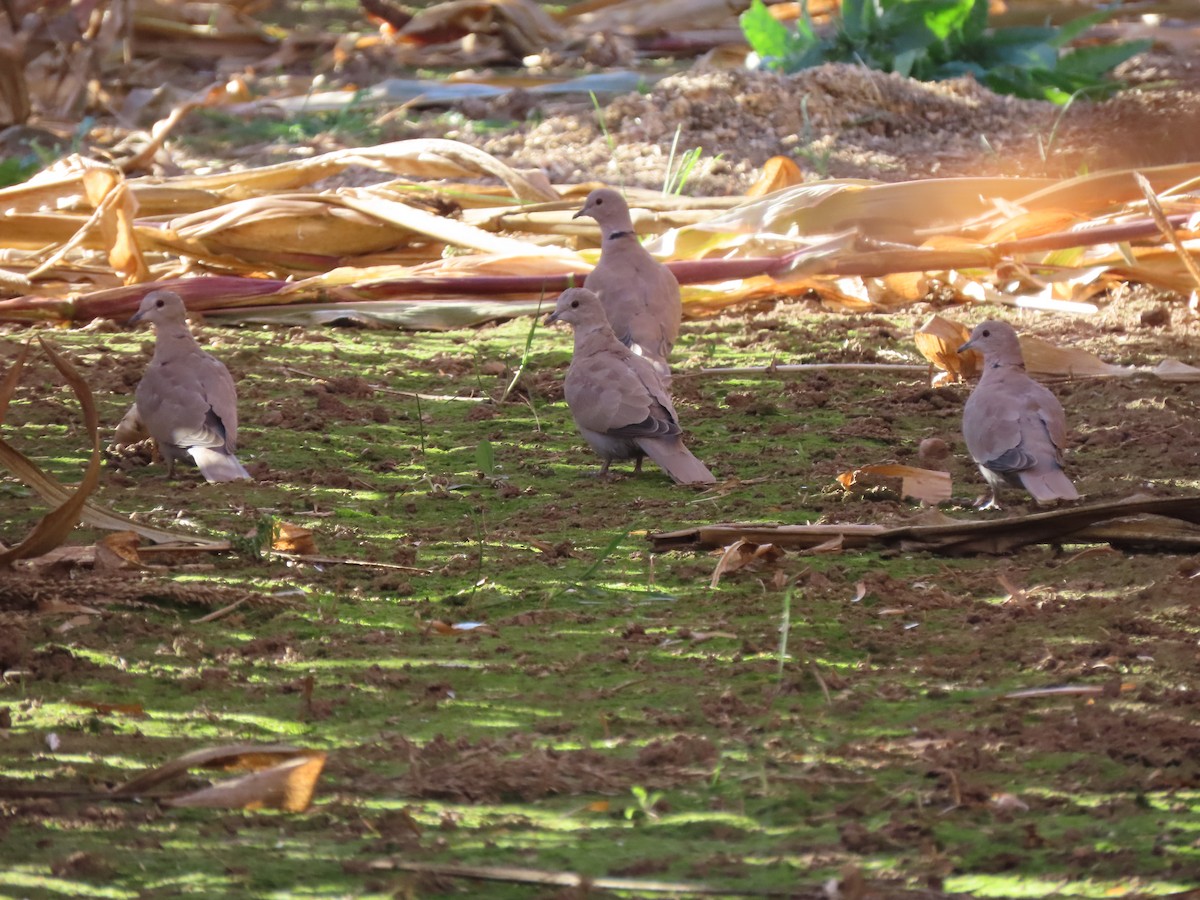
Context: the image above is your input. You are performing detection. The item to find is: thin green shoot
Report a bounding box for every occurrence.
[519,393,541,433]
[469,510,486,602]
[624,784,664,822]
[414,392,426,454]
[590,91,623,190]
[663,124,683,196]
[330,88,368,137]
[666,149,706,196]
[549,526,632,601]
[776,588,792,683]
[1040,88,1086,162]
[500,294,544,404]
[471,352,487,395]
[662,123,711,196]
[793,95,832,178]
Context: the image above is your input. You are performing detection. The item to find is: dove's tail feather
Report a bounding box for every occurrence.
[190,448,252,483]
[1019,466,1079,503]
[638,437,716,485]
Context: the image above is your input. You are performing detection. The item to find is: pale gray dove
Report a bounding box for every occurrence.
[573,188,681,376]
[958,320,1078,508]
[129,290,251,482]
[545,287,714,485]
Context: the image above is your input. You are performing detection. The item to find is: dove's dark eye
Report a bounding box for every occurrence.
[981,329,990,337]
[155,299,164,308]
[594,198,603,205]
[570,299,579,308]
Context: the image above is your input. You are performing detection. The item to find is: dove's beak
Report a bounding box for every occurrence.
[544,310,561,326]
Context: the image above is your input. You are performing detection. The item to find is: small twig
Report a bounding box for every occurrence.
[945,768,963,807]
[1135,171,1200,294]
[683,363,928,378]
[120,92,208,173]
[810,664,832,705]
[360,860,786,896]
[414,391,425,454]
[193,597,247,623]
[377,385,486,403]
[0,785,142,801]
[1003,684,1132,700]
[270,552,431,574]
[598,677,648,698]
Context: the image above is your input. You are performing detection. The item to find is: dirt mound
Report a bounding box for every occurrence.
[469,52,1200,194]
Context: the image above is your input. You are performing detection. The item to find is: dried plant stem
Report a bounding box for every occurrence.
[0,268,31,292]
[1135,171,1200,294]
[684,363,928,378]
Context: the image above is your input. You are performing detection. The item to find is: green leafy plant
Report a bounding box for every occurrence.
[792,95,833,177]
[230,514,278,562]
[0,158,38,189]
[188,103,382,151]
[741,0,1150,103]
[474,438,496,476]
[623,784,664,822]
[662,125,712,196]
[548,526,632,602]
[589,90,624,189]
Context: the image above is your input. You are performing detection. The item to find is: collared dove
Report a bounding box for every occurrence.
[958,320,1078,508]
[573,188,681,376]
[545,287,714,485]
[129,290,251,482]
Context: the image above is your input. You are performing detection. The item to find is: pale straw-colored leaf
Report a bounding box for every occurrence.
[1151,359,1200,382]
[649,176,1060,259]
[132,139,559,202]
[339,189,577,257]
[914,315,976,380]
[836,463,953,505]
[111,744,319,797]
[213,299,548,330]
[163,754,327,812]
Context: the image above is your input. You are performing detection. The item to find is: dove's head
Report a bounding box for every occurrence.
[572,188,634,232]
[129,290,187,328]
[545,288,607,329]
[958,319,1024,366]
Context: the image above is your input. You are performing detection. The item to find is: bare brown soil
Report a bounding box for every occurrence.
[3,23,1200,898]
